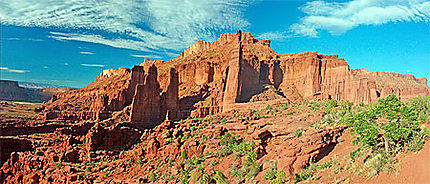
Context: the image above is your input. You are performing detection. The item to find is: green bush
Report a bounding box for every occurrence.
[264,161,287,184]
[213,170,229,184]
[294,160,332,183]
[293,128,304,137]
[136,157,142,165]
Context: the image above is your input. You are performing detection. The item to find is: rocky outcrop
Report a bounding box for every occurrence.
[84,123,141,152]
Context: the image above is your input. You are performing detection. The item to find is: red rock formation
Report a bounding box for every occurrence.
[130,65,180,128]
[130,65,162,128]
[42,30,429,123]
[223,37,243,105]
[43,67,132,121]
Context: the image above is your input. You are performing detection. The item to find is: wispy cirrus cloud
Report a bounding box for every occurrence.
[256,31,290,41]
[0,0,252,53]
[79,51,94,55]
[290,0,430,37]
[4,37,44,42]
[49,32,153,52]
[0,67,30,73]
[130,54,162,59]
[81,64,106,67]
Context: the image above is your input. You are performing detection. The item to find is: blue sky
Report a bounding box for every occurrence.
[1,0,429,88]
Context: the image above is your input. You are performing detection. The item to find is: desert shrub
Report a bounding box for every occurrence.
[264,161,278,180]
[339,100,353,111]
[264,160,286,183]
[294,160,333,183]
[136,157,142,165]
[216,133,260,182]
[271,171,286,184]
[309,122,321,129]
[182,150,187,161]
[198,172,213,184]
[324,99,338,110]
[213,170,229,184]
[347,94,425,154]
[179,155,208,183]
[322,107,351,126]
[309,101,322,111]
[293,128,304,137]
[220,118,227,124]
[278,103,290,110]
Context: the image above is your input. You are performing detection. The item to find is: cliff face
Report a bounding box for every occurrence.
[129,66,179,129]
[42,30,430,126]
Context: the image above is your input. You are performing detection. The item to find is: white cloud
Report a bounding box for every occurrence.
[43,66,49,69]
[256,31,290,41]
[64,62,69,66]
[4,37,44,41]
[81,64,106,67]
[290,0,430,37]
[0,0,252,52]
[79,51,94,55]
[49,32,153,52]
[0,67,30,73]
[130,54,162,59]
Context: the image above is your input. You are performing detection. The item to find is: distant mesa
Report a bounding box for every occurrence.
[0,80,73,102]
[41,30,430,128]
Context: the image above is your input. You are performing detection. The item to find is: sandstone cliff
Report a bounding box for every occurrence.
[42,31,430,126]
